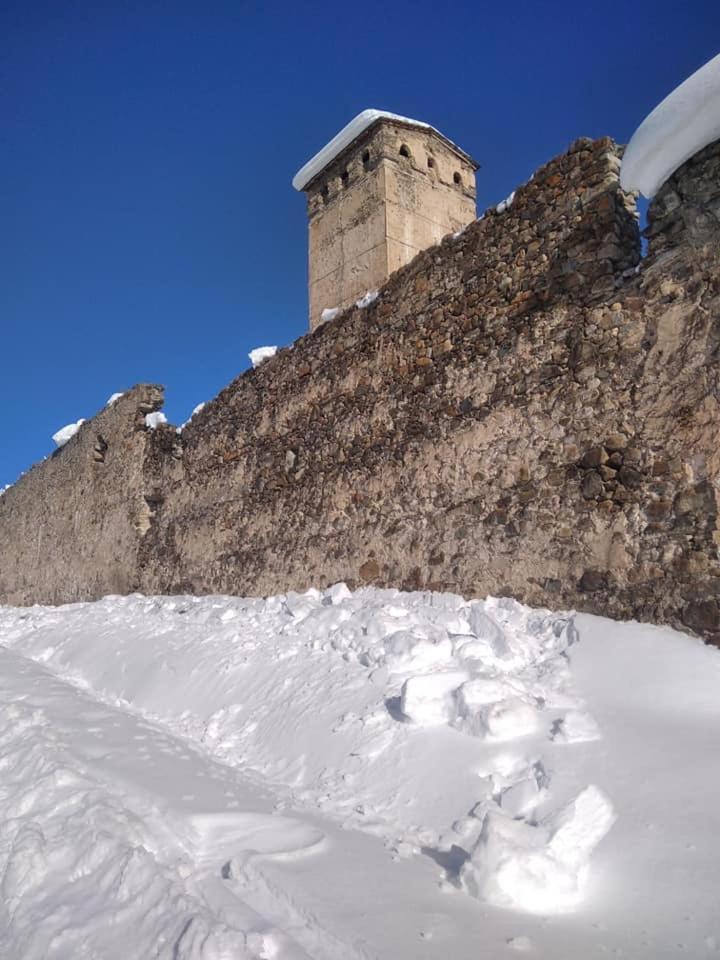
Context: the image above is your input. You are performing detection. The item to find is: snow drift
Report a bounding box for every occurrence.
[1,587,719,958]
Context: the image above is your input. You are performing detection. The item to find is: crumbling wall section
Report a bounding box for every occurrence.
[0,385,165,605]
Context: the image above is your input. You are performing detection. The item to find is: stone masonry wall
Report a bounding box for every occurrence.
[0,386,167,604]
[2,137,719,645]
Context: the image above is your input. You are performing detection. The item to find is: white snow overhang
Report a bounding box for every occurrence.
[292,109,478,192]
[620,52,720,198]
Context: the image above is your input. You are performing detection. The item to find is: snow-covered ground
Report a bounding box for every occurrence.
[0,587,719,958]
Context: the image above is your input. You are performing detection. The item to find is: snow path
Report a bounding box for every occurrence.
[1,589,720,957]
[0,641,554,959]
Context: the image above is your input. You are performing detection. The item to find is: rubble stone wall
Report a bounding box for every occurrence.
[3,137,720,644]
[0,386,167,605]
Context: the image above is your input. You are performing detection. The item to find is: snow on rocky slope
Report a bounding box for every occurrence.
[0,587,719,958]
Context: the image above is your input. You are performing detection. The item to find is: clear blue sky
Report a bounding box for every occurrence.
[2,0,718,488]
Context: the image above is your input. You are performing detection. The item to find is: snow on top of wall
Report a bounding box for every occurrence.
[178,402,206,433]
[495,190,516,214]
[52,419,85,448]
[106,392,124,406]
[249,345,278,368]
[621,52,720,198]
[292,109,436,191]
[144,411,167,429]
[355,289,379,309]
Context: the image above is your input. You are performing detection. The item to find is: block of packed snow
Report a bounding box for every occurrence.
[249,345,278,368]
[106,392,124,406]
[621,53,720,197]
[52,419,85,448]
[467,603,510,659]
[484,697,540,741]
[460,785,615,913]
[320,307,340,323]
[400,670,468,726]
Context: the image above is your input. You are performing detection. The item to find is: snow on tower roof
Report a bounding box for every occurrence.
[292,109,477,192]
[620,52,720,198]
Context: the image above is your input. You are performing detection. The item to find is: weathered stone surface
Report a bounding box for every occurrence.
[0,386,165,604]
[1,138,720,648]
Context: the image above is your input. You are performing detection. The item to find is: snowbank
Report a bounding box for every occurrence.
[1,587,719,957]
[621,52,720,197]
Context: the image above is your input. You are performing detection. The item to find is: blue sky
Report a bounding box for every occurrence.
[2,0,718,487]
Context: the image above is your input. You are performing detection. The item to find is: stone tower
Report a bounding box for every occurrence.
[293,110,478,330]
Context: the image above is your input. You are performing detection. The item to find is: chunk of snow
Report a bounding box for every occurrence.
[400,670,469,726]
[249,345,278,368]
[144,411,167,429]
[355,290,378,309]
[52,419,85,448]
[460,785,615,913]
[621,53,720,197]
[496,190,516,214]
[320,306,340,323]
[106,392,124,406]
[0,483,11,496]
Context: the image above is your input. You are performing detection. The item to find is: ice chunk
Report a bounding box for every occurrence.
[249,345,278,368]
[106,392,124,406]
[621,53,720,197]
[52,419,85,448]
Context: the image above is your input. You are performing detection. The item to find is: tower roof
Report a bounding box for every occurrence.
[292,109,478,192]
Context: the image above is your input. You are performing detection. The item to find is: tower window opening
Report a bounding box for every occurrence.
[427,157,435,169]
[399,144,411,159]
[362,149,371,170]
[341,169,349,187]
[321,184,330,203]
[453,172,462,185]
